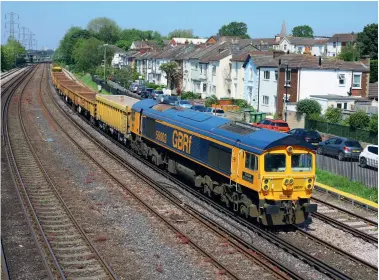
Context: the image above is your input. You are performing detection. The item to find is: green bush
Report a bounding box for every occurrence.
[369,113,378,133]
[205,95,218,107]
[296,99,321,118]
[232,99,250,108]
[145,82,160,89]
[325,107,343,123]
[348,110,370,129]
[181,91,201,100]
[308,113,327,122]
[370,60,378,83]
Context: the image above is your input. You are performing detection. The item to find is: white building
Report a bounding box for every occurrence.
[309,94,363,113]
[277,37,328,56]
[326,33,357,57]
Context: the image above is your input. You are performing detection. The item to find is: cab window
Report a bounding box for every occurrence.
[292,153,312,171]
[245,152,258,171]
[264,154,286,172]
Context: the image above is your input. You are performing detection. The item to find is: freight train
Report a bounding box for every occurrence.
[51,66,318,226]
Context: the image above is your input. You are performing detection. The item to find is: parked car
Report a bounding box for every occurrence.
[205,108,225,117]
[130,83,139,93]
[136,85,146,95]
[252,119,290,133]
[152,90,164,100]
[359,145,378,168]
[176,100,193,109]
[140,88,154,99]
[191,104,207,112]
[317,137,363,161]
[288,129,322,147]
[162,95,179,105]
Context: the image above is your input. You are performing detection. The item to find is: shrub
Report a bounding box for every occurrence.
[308,113,327,122]
[145,82,160,89]
[325,107,343,123]
[296,99,321,118]
[348,110,370,129]
[181,91,201,100]
[205,95,218,107]
[369,113,378,133]
[232,99,250,108]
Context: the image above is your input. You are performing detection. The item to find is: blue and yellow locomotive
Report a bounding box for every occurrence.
[129,99,318,226]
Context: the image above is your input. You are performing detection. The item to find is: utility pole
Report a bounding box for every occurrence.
[5,12,20,42]
[29,31,35,50]
[103,44,108,81]
[285,64,289,122]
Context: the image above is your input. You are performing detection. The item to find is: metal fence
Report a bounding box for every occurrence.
[317,154,378,188]
[91,75,142,100]
[305,119,377,145]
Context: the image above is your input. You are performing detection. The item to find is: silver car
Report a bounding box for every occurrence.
[317,137,363,161]
[205,108,225,117]
[176,100,193,109]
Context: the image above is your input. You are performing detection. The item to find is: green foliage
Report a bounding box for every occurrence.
[87,17,120,44]
[1,39,26,70]
[72,37,104,73]
[168,29,194,39]
[181,91,201,100]
[232,99,250,108]
[218,21,250,39]
[292,25,314,38]
[54,27,91,65]
[325,107,343,123]
[357,23,378,60]
[205,95,218,107]
[337,42,360,61]
[93,65,112,80]
[145,82,160,89]
[114,66,133,88]
[118,28,163,51]
[159,62,179,89]
[308,112,327,122]
[348,110,370,129]
[369,113,378,133]
[370,60,378,83]
[296,99,321,117]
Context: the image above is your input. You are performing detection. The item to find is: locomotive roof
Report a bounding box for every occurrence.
[133,99,312,154]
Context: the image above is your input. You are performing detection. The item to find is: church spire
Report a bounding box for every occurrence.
[280,20,287,37]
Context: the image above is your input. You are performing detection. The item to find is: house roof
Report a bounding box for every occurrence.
[368,82,378,99]
[199,42,233,63]
[250,38,276,46]
[276,54,370,72]
[230,50,273,62]
[171,38,207,45]
[328,33,357,43]
[310,94,362,101]
[130,40,159,50]
[153,45,198,60]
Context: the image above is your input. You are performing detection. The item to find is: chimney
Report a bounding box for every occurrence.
[273,50,285,58]
[360,55,370,66]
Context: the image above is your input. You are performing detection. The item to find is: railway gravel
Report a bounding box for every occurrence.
[47,70,331,280]
[25,65,227,280]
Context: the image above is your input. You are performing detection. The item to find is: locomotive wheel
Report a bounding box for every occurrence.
[239,204,248,218]
[203,184,212,198]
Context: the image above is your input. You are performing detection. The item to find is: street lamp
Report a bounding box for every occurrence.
[284,64,289,122]
[102,44,108,81]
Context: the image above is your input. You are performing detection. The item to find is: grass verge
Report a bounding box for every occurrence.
[74,73,111,95]
[316,168,378,203]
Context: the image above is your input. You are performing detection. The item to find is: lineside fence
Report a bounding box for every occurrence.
[92,75,142,100]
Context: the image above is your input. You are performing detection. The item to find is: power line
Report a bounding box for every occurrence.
[4,12,20,41]
[20,26,29,49]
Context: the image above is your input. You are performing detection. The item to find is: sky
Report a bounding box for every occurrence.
[1,1,378,50]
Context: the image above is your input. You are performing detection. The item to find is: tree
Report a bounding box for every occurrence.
[159,62,179,90]
[296,99,321,117]
[87,17,120,44]
[181,91,201,100]
[338,42,360,61]
[325,107,343,123]
[369,113,378,133]
[1,39,26,70]
[370,60,378,83]
[168,29,194,39]
[205,95,218,107]
[114,66,133,88]
[292,25,314,38]
[55,27,91,65]
[72,37,104,73]
[348,110,370,129]
[218,22,250,39]
[357,23,378,60]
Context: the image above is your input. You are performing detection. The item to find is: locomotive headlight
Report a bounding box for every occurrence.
[284,179,289,185]
[307,184,313,190]
[289,178,294,185]
[264,179,269,184]
[308,178,313,183]
[287,146,293,153]
[263,185,269,191]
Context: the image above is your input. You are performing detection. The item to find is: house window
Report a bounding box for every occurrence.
[298,47,303,53]
[285,69,291,86]
[353,74,361,88]
[264,71,270,80]
[337,103,342,109]
[284,44,287,51]
[203,83,207,92]
[275,70,278,81]
[212,85,216,93]
[249,68,253,80]
[339,74,345,85]
[344,103,347,110]
[248,86,253,99]
[235,63,238,77]
[263,95,269,105]
[319,46,322,53]
[200,65,203,73]
[212,66,216,76]
[234,83,237,95]
[148,61,152,69]
[333,54,335,57]
[333,42,336,48]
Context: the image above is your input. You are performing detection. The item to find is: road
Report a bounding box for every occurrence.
[316,154,378,188]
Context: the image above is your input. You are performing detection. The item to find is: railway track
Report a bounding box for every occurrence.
[46,66,378,280]
[3,64,117,280]
[42,64,297,280]
[311,197,378,245]
[1,68,20,80]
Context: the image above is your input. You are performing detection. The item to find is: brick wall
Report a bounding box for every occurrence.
[277,68,298,118]
[351,72,369,97]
